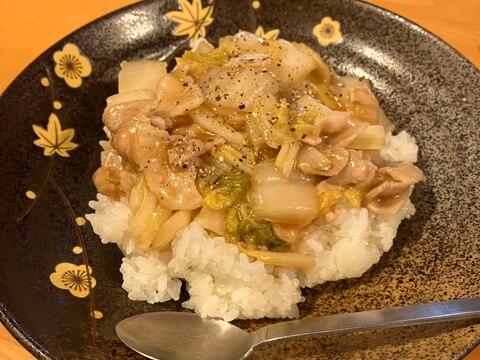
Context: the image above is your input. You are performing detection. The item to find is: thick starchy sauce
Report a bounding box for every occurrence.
[93,31,423,261]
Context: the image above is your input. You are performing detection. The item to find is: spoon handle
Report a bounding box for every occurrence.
[258,298,480,345]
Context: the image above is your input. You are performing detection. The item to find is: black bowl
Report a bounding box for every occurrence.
[0,0,479,358]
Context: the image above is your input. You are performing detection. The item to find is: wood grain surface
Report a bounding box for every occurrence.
[0,0,479,359]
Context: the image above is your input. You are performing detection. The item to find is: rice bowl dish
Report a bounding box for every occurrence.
[86,31,423,321]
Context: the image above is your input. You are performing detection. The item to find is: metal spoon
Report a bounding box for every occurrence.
[116,298,480,360]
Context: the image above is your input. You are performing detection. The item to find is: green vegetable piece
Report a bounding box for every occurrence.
[239,218,278,247]
[236,204,287,250]
[201,170,288,250]
[225,207,240,232]
[224,207,241,244]
[203,172,250,210]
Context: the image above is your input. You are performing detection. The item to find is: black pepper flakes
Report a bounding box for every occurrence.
[239,104,245,110]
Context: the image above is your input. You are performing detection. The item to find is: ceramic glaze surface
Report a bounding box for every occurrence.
[0,0,479,359]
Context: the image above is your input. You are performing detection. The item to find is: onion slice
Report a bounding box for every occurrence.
[238,244,315,269]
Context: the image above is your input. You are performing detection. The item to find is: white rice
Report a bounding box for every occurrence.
[381,130,419,163]
[86,132,419,321]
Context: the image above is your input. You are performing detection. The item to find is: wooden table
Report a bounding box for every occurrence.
[0,0,479,359]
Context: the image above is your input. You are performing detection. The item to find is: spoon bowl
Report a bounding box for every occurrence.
[116,312,257,360]
[116,298,480,360]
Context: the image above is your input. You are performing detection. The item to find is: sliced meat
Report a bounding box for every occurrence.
[92,146,137,200]
[379,162,424,184]
[103,98,158,133]
[144,161,202,210]
[363,181,410,215]
[111,120,171,167]
[363,162,423,215]
[156,73,204,118]
[328,150,377,187]
[167,136,208,168]
[313,146,349,177]
[271,222,315,244]
[315,110,349,135]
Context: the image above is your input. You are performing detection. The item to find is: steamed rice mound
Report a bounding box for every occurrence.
[86,131,418,321]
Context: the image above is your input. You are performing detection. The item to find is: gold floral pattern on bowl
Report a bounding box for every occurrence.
[255,26,280,40]
[50,263,96,298]
[313,16,342,47]
[21,43,102,333]
[32,113,78,157]
[165,0,214,45]
[53,43,92,88]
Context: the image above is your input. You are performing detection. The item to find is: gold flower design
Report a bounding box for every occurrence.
[53,43,92,88]
[32,113,78,157]
[50,263,96,298]
[255,26,280,41]
[165,0,214,44]
[313,17,342,47]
